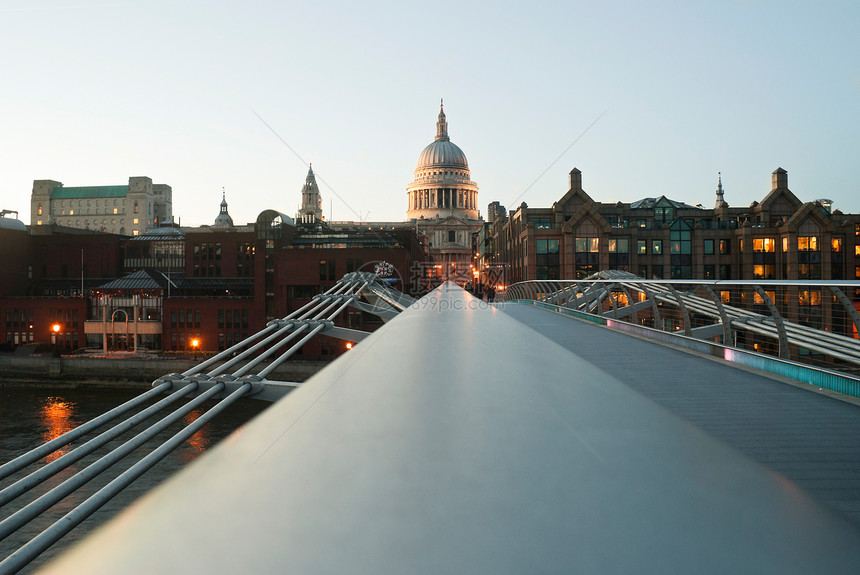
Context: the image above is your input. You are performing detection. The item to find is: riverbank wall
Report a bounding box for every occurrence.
[0,355,329,389]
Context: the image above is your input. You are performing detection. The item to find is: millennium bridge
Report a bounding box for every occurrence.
[3,272,860,573]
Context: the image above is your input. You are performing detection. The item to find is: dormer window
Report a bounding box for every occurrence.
[655,206,673,222]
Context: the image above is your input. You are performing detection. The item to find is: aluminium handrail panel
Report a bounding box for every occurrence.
[40,283,860,575]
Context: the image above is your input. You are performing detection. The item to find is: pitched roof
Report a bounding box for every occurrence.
[97,269,166,290]
[51,186,128,199]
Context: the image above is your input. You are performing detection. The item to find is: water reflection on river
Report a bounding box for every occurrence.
[0,386,271,573]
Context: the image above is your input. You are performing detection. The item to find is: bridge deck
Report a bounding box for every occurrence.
[40,284,860,574]
[499,301,860,526]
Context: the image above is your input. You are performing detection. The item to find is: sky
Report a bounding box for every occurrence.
[1,0,858,227]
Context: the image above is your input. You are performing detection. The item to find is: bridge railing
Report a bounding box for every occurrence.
[0,272,411,574]
[503,272,860,378]
[23,281,860,573]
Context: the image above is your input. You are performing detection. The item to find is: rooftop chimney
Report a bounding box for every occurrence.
[569,168,582,191]
[772,167,788,191]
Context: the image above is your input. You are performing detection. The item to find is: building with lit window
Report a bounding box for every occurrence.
[2,192,422,356]
[487,167,860,285]
[30,176,173,236]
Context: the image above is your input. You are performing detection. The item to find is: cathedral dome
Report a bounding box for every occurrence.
[414,103,469,171]
[406,102,479,222]
[416,139,468,171]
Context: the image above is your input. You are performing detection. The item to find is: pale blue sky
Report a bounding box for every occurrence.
[1,0,858,226]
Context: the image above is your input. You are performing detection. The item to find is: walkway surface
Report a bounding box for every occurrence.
[39,285,860,574]
[498,301,860,526]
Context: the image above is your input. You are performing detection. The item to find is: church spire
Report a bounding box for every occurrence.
[213,187,234,227]
[299,163,323,223]
[714,172,727,209]
[435,99,449,142]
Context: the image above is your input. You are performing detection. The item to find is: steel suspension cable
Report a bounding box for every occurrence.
[0,381,172,482]
[0,384,225,543]
[0,383,252,575]
[0,382,198,508]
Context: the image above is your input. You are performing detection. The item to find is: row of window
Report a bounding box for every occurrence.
[38,200,141,215]
[193,264,222,277]
[193,242,222,261]
[4,308,82,330]
[4,308,33,328]
[218,309,249,330]
[540,235,852,256]
[50,199,135,208]
[170,309,201,329]
[54,217,140,225]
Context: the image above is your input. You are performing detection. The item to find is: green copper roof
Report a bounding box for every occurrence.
[50,185,128,199]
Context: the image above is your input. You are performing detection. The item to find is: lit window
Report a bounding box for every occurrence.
[608,239,628,253]
[114,208,118,214]
[133,230,139,236]
[133,218,139,224]
[798,236,819,251]
[832,238,842,252]
[69,209,74,215]
[652,240,662,255]
[37,205,42,215]
[753,238,775,252]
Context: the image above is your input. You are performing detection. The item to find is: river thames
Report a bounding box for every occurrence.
[0,385,271,573]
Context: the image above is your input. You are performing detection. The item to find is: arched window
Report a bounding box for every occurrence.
[37,204,42,215]
[134,201,139,213]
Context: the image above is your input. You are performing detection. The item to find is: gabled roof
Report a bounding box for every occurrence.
[430,214,476,226]
[759,187,802,213]
[552,187,594,213]
[561,204,613,235]
[783,202,833,233]
[97,269,167,291]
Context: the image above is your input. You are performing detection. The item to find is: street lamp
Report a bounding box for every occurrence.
[51,323,62,349]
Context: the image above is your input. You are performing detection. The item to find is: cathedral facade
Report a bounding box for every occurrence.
[406,102,483,283]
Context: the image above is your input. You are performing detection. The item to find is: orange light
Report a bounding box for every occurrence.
[51,324,61,333]
[345,342,353,350]
[191,338,200,348]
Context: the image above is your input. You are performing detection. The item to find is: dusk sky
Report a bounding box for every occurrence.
[1,0,857,227]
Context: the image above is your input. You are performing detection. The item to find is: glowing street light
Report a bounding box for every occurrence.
[51,323,61,333]
[191,338,200,349]
[345,342,353,350]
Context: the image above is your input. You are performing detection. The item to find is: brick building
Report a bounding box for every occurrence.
[1,205,422,358]
[484,167,859,285]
